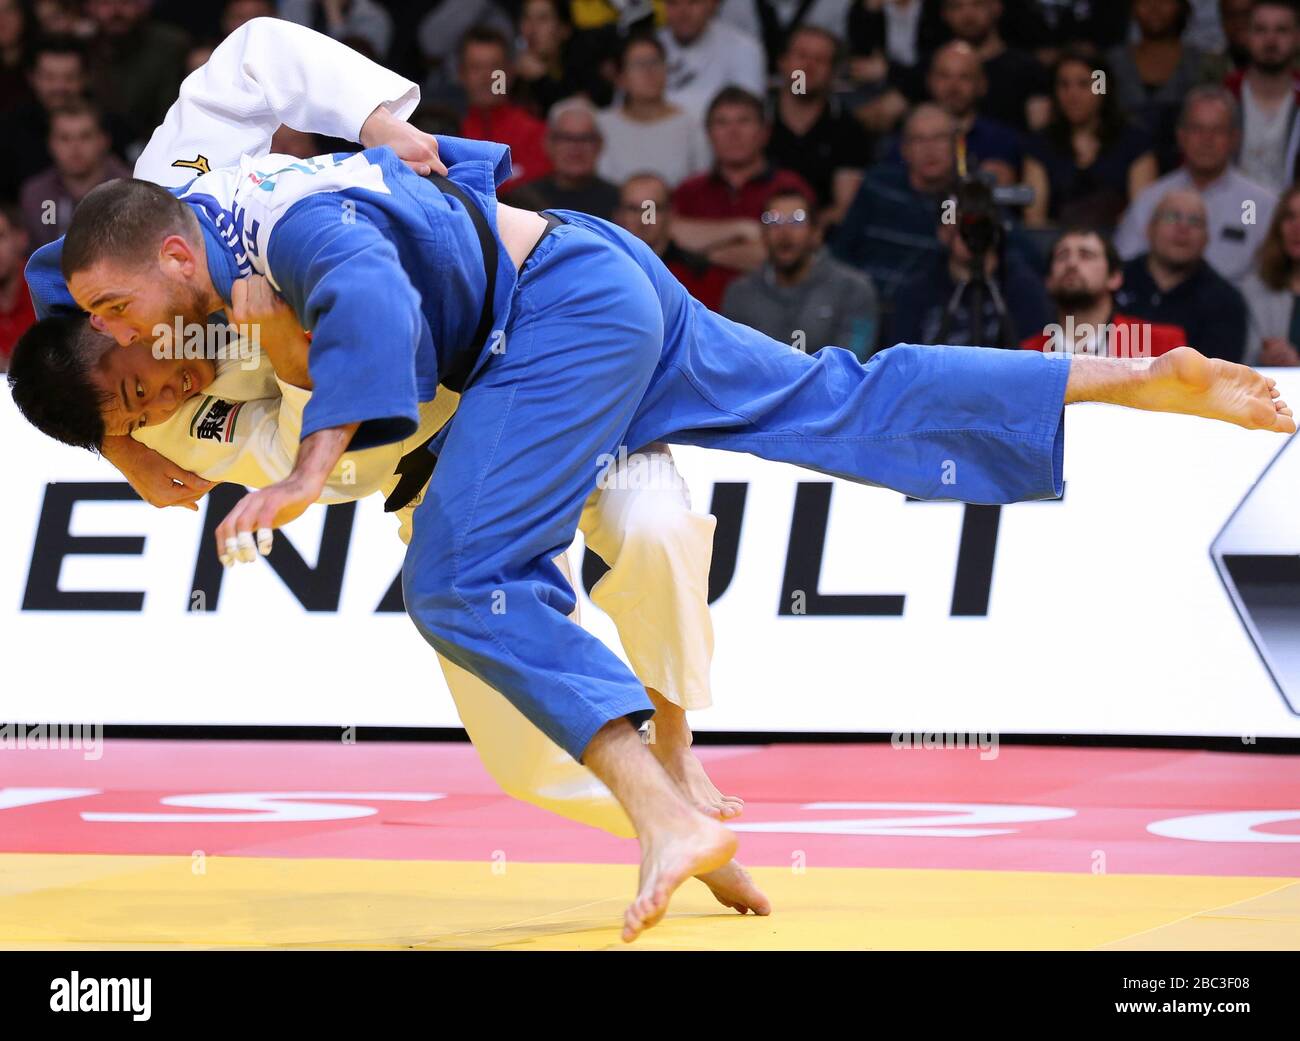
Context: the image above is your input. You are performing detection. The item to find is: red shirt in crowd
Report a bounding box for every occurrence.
[0,272,36,366]
[1020,312,1188,358]
[461,103,552,188]
[663,243,732,313]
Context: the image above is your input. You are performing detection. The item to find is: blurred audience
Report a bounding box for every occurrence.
[1224,0,1300,193]
[938,0,1049,132]
[673,86,815,288]
[618,172,731,311]
[0,203,33,370]
[0,0,29,114]
[459,25,551,187]
[506,98,620,219]
[1117,85,1277,286]
[832,102,955,300]
[1023,49,1157,229]
[85,0,189,145]
[1114,188,1248,361]
[279,0,393,60]
[1023,227,1189,357]
[512,0,578,118]
[659,0,766,119]
[1240,182,1300,365]
[723,186,879,359]
[596,33,711,189]
[768,25,872,226]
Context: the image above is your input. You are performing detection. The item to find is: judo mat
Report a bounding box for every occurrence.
[1,740,1298,950]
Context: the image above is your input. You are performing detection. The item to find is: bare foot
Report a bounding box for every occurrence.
[650,742,745,820]
[696,859,772,916]
[1126,347,1296,432]
[623,813,736,942]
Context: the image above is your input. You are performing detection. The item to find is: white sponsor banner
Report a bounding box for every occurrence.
[2,381,1299,737]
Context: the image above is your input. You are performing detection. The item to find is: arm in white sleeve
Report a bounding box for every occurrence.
[134,16,419,187]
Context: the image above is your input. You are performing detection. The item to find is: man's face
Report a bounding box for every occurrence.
[87,0,146,36]
[616,177,671,250]
[901,110,956,187]
[460,42,509,109]
[30,52,84,111]
[1134,0,1183,39]
[87,331,215,436]
[547,110,600,180]
[779,30,835,97]
[928,45,982,116]
[1048,233,1120,309]
[664,0,715,44]
[707,103,766,165]
[1247,3,1299,74]
[0,213,27,279]
[1177,98,1237,178]
[1149,192,1208,267]
[68,246,212,348]
[942,0,997,43]
[620,41,666,102]
[761,194,818,272]
[49,113,108,178]
[1221,0,1254,51]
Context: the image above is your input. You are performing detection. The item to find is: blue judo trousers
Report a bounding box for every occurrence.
[402,208,1072,762]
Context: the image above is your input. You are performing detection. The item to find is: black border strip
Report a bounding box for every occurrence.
[95,725,1300,753]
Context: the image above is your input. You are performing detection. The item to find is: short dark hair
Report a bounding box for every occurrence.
[26,34,86,72]
[618,30,665,70]
[706,86,765,124]
[8,315,113,452]
[1055,225,1122,274]
[459,24,512,63]
[49,99,108,134]
[61,178,199,279]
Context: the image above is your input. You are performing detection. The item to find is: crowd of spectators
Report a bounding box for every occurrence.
[4,0,1300,372]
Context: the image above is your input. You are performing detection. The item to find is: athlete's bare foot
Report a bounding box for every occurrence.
[624,812,736,942]
[1069,346,1296,432]
[696,859,772,916]
[651,743,745,820]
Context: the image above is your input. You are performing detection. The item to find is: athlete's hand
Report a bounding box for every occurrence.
[215,473,323,566]
[229,275,312,388]
[101,435,214,511]
[359,104,447,176]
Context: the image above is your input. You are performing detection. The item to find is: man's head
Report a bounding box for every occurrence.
[0,0,24,49]
[1176,85,1240,180]
[617,33,667,105]
[900,103,957,192]
[617,173,672,253]
[221,0,273,37]
[664,0,716,46]
[61,178,214,346]
[1246,0,1300,75]
[546,98,602,183]
[927,41,985,119]
[1046,228,1123,313]
[705,87,768,168]
[941,0,1000,45]
[48,102,110,180]
[1147,188,1209,272]
[8,315,214,449]
[1221,0,1256,57]
[27,36,86,112]
[1133,0,1191,40]
[86,0,148,38]
[760,188,820,276]
[459,25,512,110]
[778,25,840,99]
[0,204,29,283]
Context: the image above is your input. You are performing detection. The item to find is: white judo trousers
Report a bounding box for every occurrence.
[122,20,718,841]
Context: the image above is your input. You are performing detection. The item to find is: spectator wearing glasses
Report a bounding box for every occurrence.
[506,98,620,220]
[1114,188,1249,363]
[1240,182,1300,366]
[1116,86,1277,287]
[672,86,816,289]
[596,33,711,189]
[722,187,880,360]
[616,172,732,311]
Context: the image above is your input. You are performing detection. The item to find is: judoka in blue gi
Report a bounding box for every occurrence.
[16,130,1295,941]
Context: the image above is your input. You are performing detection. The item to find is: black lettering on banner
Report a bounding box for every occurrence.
[779,483,904,616]
[22,482,145,611]
[191,487,357,611]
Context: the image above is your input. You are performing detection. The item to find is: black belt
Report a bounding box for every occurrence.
[383,195,563,514]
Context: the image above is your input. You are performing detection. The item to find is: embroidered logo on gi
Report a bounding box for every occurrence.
[172,154,211,175]
[190,396,244,442]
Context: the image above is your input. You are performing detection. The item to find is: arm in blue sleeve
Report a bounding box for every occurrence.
[24,239,79,319]
[267,197,423,450]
